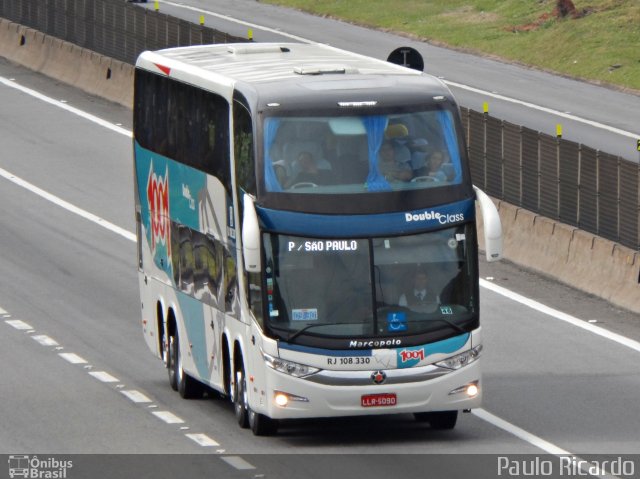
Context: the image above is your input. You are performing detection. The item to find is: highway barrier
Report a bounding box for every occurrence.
[1,4,638,313]
[0,18,133,107]
[0,0,248,65]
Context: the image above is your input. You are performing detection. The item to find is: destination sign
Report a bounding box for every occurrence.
[287,240,360,252]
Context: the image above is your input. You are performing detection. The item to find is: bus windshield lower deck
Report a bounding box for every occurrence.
[263,223,478,347]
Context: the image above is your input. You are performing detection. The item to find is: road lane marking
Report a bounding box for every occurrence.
[152,411,185,424]
[481,279,640,354]
[221,456,256,470]
[89,371,120,383]
[0,76,131,137]
[157,0,311,43]
[156,1,638,140]
[474,409,616,479]
[31,335,59,347]
[5,319,33,330]
[121,390,152,403]
[185,433,220,447]
[0,166,136,242]
[444,80,638,140]
[473,408,569,455]
[58,352,88,364]
[0,306,8,315]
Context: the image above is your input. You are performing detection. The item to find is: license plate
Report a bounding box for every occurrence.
[361,393,397,407]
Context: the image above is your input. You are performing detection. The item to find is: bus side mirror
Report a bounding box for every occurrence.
[474,186,503,262]
[242,194,261,273]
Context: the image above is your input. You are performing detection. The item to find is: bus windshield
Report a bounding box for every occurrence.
[263,223,477,343]
[263,107,463,194]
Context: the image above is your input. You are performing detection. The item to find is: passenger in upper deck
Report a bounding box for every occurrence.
[378,141,413,182]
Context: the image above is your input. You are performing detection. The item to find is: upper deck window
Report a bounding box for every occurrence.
[263,108,463,194]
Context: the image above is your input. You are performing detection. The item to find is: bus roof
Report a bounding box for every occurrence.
[136,43,453,106]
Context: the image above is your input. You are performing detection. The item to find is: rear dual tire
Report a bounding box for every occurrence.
[167,330,204,399]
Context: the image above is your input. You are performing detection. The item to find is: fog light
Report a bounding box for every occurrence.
[273,390,309,407]
[449,380,479,396]
[466,383,479,397]
[275,393,289,407]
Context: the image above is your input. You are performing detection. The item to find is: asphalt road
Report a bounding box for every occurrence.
[139,0,640,162]
[1,58,639,478]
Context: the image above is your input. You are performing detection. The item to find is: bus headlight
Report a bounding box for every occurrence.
[435,345,483,370]
[263,352,320,378]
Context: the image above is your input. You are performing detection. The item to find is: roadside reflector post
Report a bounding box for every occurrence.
[482,101,489,114]
[154,1,159,11]
[199,15,205,26]
[556,123,563,139]
[248,29,253,41]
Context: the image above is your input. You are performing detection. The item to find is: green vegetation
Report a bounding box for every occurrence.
[261,0,640,91]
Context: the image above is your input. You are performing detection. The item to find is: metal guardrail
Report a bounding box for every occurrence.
[0,0,249,64]
[461,108,639,250]
[1,0,638,251]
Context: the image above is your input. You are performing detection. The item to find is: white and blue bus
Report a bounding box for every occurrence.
[133,42,502,436]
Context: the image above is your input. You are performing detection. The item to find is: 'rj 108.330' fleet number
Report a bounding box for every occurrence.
[327,357,371,365]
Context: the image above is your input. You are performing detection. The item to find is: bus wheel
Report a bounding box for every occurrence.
[234,368,249,428]
[167,335,179,391]
[170,330,203,399]
[249,409,279,436]
[416,411,458,430]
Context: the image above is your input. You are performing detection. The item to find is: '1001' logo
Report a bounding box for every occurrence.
[147,163,170,255]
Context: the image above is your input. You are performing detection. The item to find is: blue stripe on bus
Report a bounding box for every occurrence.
[256,198,475,237]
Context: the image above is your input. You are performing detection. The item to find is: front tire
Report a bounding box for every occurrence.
[249,409,279,436]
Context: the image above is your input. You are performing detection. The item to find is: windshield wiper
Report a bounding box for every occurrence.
[269,322,368,343]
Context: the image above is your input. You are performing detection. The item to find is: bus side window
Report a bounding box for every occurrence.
[233,99,255,196]
[224,247,238,316]
[179,226,194,294]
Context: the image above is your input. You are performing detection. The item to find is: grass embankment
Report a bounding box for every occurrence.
[261,0,640,91]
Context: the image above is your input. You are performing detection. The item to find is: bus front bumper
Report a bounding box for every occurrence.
[254,359,482,420]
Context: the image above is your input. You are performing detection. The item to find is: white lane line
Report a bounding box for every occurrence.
[221,456,256,470]
[121,390,152,403]
[58,352,88,364]
[445,80,638,140]
[88,371,120,383]
[473,408,569,455]
[157,1,638,140]
[0,167,136,243]
[473,409,616,479]
[0,306,8,315]
[31,335,60,347]
[185,433,220,447]
[0,76,131,137]
[481,279,640,354]
[158,0,311,43]
[152,411,185,424]
[5,319,34,330]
